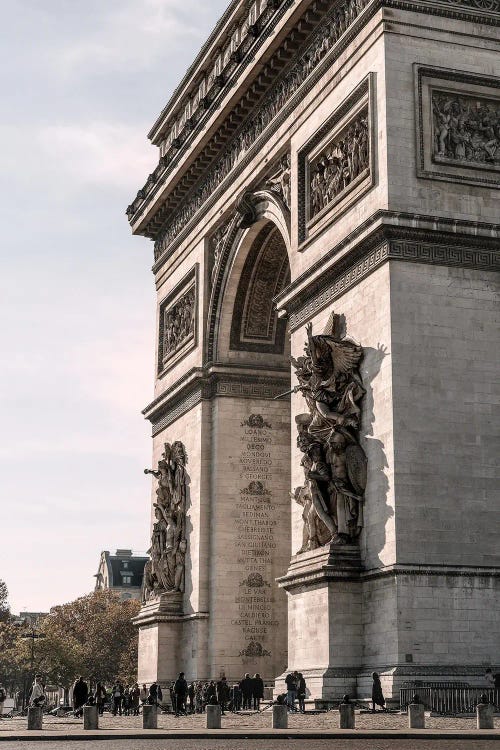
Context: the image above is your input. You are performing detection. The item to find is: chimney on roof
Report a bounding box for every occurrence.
[115,549,132,556]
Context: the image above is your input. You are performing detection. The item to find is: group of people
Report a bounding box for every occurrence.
[71,676,160,717]
[284,672,307,713]
[165,672,265,715]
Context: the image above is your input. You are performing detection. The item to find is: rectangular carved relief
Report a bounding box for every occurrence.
[415,65,500,188]
[158,266,197,375]
[298,73,376,246]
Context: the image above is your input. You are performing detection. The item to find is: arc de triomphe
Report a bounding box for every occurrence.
[129,0,500,700]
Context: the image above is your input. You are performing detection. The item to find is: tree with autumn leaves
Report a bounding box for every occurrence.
[0,583,140,693]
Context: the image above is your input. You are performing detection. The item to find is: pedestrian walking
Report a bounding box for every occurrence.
[131,683,140,715]
[173,672,188,715]
[216,676,230,715]
[0,683,6,720]
[112,683,123,716]
[231,683,241,711]
[371,672,386,712]
[297,673,306,713]
[139,684,148,706]
[95,682,106,716]
[252,673,264,711]
[148,682,158,707]
[240,673,253,710]
[187,682,195,714]
[72,676,88,717]
[285,672,297,712]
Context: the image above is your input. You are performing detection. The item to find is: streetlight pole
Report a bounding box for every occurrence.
[18,624,45,710]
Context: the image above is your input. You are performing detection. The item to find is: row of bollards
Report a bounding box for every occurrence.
[25,696,496,731]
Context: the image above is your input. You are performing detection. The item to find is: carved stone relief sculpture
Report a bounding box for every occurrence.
[432,90,500,167]
[158,267,197,374]
[162,287,195,361]
[309,107,369,221]
[142,441,188,602]
[279,313,367,550]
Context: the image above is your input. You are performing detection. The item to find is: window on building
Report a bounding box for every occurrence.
[123,575,132,585]
[123,561,128,569]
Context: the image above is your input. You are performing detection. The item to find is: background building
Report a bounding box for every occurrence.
[94,549,147,601]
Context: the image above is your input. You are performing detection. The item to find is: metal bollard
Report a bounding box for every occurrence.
[272,704,288,728]
[142,703,158,729]
[206,704,221,728]
[339,695,355,729]
[477,695,494,730]
[27,706,43,730]
[83,705,99,730]
[408,695,425,729]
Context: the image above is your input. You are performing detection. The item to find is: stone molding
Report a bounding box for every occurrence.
[133,609,209,628]
[415,65,500,188]
[144,367,290,437]
[279,556,500,590]
[127,0,500,262]
[281,224,500,331]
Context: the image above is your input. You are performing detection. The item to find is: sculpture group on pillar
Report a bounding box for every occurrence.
[142,441,188,602]
[290,314,367,550]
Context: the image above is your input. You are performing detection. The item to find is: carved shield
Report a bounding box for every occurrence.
[346,443,367,496]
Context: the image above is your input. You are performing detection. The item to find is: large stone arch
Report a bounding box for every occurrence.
[206,189,291,365]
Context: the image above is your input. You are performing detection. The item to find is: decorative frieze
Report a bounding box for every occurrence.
[415,65,500,187]
[158,266,197,375]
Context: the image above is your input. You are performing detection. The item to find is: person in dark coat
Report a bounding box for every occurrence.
[95,682,106,716]
[147,682,158,706]
[285,672,297,712]
[371,672,386,711]
[216,676,230,715]
[231,683,241,711]
[72,676,88,717]
[174,672,188,715]
[252,673,264,711]
[297,673,307,713]
[240,673,253,710]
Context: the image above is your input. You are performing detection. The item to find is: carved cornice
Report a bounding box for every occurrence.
[144,367,290,437]
[277,216,500,330]
[127,0,500,263]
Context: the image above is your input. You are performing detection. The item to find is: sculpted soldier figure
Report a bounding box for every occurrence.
[142,441,188,601]
[278,313,367,548]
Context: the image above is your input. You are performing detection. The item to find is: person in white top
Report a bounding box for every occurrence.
[485,668,495,688]
[29,676,45,707]
[0,683,6,718]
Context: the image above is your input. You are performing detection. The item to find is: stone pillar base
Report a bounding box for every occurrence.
[83,705,98,730]
[276,544,363,702]
[272,704,288,728]
[408,703,425,729]
[207,704,221,728]
[27,706,43,730]
[339,702,355,729]
[142,704,158,729]
[477,703,494,730]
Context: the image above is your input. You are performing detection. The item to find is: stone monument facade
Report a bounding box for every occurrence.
[129,0,500,698]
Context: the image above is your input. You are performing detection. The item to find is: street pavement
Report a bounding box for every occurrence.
[6,740,500,750]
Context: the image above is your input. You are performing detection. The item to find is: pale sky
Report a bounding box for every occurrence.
[0,0,228,614]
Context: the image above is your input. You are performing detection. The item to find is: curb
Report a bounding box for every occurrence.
[1,729,500,742]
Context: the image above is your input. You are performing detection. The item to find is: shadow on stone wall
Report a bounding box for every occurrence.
[360,343,393,569]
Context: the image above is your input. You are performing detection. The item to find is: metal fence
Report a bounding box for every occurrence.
[400,683,499,714]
